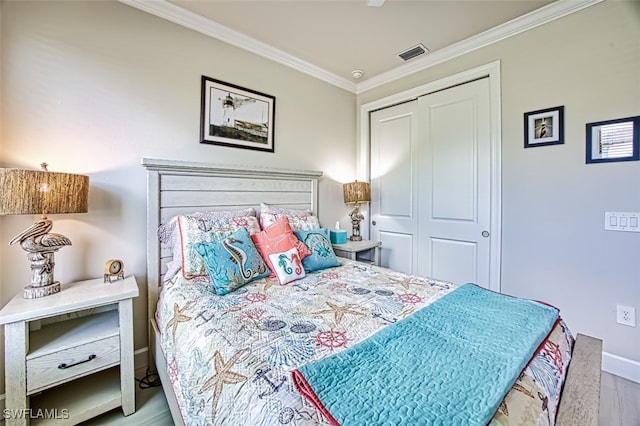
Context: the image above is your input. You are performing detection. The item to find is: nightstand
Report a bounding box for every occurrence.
[332,239,381,266]
[0,276,139,425]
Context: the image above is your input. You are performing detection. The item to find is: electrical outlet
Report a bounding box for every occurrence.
[617,305,636,327]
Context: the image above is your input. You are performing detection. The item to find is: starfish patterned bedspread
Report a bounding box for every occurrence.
[156,260,574,425]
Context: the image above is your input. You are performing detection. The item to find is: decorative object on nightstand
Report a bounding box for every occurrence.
[343,180,371,241]
[0,163,89,299]
[329,221,347,244]
[104,259,125,283]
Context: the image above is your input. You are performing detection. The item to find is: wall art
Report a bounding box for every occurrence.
[524,106,564,148]
[200,76,275,152]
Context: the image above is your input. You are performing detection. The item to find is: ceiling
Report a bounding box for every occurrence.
[121,0,600,93]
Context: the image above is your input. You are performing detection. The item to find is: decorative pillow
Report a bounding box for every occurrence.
[260,202,321,232]
[177,213,261,279]
[157,208,256,245]
[261,202,312,217]
[194,227,270,295]
[251,217,311,277]
[157,208,259,280]
[294,228,342,272]
[268,247,306,285]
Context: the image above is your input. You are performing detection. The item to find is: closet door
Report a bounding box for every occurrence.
[416,77,491,287]
[370,77,492,288]
[370,101,419,275]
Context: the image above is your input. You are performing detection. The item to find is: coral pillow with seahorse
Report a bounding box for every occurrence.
[251,216,311,278]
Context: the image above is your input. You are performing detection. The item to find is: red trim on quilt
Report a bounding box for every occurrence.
[534,298,561,310]
[526,316,563,370]
[291,369,340,426]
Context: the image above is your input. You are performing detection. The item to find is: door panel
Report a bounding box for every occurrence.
[417,78,491,287]
[379,231,413,275]
[370,101,418,275]
[430,98,476,221]
[378,115,412,217]
[430,238,477,284]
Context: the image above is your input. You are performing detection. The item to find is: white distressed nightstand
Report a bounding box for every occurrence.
[0,276,139,425]
[332,239,381,266]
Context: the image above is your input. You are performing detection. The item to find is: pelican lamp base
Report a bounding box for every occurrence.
[23,251,62,299]
[24,281,61,299]
[349,205,365,242]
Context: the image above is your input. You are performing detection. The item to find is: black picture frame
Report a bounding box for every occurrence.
[524,106,564,148]
[200,76,275,153]
[586,116,640,164]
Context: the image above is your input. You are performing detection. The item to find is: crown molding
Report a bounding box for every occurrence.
[119,0,602,95]
[118,0,357,92]
[355,0,603,94]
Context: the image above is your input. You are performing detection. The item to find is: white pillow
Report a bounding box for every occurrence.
[268,247,306,285]
[260,202,320,231]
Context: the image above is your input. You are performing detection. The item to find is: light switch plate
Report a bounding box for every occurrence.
[605,212,640,232]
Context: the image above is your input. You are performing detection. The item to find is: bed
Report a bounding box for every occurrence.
[142,157,602,426]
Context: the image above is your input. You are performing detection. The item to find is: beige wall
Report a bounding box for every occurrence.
[0,0,356,393]
[359,0,640,368]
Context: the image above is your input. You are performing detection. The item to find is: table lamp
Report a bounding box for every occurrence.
[343,180,371,241]
[0,163,89,298]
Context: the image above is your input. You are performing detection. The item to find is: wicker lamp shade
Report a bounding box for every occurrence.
[0,167,89,216]
[343,181,371,204]
[1,164,89,299]
[343,181,370,242]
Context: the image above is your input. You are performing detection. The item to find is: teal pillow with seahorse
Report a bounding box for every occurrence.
[194,227,270,295]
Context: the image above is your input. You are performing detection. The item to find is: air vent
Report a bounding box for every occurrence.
[398,44,429,62]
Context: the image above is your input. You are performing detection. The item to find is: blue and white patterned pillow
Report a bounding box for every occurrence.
[194,227,270,295]
[294,228,342,272]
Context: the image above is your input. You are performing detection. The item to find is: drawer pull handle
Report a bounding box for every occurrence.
[58,354,97,370]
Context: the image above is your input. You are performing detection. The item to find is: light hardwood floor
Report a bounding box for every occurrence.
[600,372,640,426]
[83,371,639,425]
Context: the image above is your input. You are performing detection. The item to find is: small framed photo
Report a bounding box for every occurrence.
[586,116,640,164]
[524,106,564,148]
[200,76,275,152]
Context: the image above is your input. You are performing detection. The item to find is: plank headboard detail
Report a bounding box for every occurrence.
[142,157,323,345]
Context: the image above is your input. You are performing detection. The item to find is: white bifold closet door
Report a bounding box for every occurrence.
[370,77,491,289]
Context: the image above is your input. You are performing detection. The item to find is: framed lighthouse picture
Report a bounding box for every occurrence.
[200,75,276,152]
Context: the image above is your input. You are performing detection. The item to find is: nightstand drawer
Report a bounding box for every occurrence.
[27,334,120,394]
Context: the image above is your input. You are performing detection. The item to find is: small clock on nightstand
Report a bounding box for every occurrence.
[104,259,125,283]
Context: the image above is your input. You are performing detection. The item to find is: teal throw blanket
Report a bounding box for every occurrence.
[291,283,560,425]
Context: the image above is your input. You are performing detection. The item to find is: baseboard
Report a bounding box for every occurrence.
[134,346,150,373]
[602,351,640,384]
[0,346,150,420]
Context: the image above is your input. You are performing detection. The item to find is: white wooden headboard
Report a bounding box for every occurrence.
[142,157,323,336]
